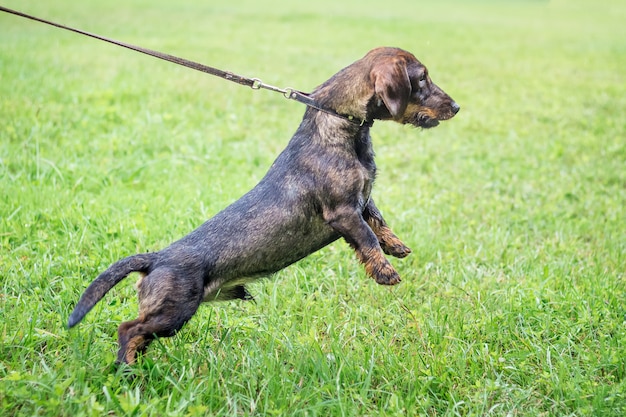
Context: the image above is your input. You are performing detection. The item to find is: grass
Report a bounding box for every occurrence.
[1,0,625,415]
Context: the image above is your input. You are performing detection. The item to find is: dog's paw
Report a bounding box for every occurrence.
[372,262,402,286]
[359,247,402,285]
[381,240,412,259]
[375,227,412,259]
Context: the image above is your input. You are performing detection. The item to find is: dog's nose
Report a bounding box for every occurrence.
[451,102,460,114]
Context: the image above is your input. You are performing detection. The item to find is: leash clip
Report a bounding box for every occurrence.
[250,78,263,90]
[283,88,296,100]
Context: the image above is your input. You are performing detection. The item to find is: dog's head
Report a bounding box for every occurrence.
[366,47,459,128]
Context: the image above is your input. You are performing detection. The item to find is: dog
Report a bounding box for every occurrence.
[68,47,459,364]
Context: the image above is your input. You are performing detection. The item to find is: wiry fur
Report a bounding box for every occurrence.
[68,47,459,364]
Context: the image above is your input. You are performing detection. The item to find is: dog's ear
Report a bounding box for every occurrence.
[371,59,411,120]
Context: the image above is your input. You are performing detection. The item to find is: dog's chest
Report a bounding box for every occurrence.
[354,131,377,199]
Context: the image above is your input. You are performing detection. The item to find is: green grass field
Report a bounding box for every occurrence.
[1,0,625,415]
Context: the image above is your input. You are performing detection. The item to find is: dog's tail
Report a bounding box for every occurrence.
[67,253,155,328]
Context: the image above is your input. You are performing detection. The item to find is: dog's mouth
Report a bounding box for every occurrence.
[412,104,459,128]
[403,111,440,129]
[416,113,440,129]
[400,106,444,129]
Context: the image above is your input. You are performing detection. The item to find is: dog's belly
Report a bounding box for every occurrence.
[212,211,339,277]
[168,196,340,285]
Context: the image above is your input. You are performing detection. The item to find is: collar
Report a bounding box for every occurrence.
[287,90,373,128]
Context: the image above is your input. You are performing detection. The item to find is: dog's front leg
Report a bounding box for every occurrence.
[325,206,401,285]
[363,198,412,259]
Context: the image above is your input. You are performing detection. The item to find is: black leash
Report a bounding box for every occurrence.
[0,5,372,127]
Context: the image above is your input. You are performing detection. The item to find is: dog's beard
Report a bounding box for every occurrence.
[403,112,440,129]
[416,113,440,128]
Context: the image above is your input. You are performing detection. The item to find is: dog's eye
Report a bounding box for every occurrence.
[418,74,427,88]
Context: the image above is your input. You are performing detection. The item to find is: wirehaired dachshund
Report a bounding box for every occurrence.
[68,47,459,364]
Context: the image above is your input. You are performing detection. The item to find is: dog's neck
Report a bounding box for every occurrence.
[301,108,373,140]
[311,72,372,124]
[296,91,372,127]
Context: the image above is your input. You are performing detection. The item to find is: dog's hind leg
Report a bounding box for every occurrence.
[363,198,411,258]
[325,206,401,285]
[116,268,203,364]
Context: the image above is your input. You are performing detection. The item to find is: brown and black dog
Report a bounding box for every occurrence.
[68,47,459,364]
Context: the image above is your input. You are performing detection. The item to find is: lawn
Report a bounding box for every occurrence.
[1,0,625,415]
